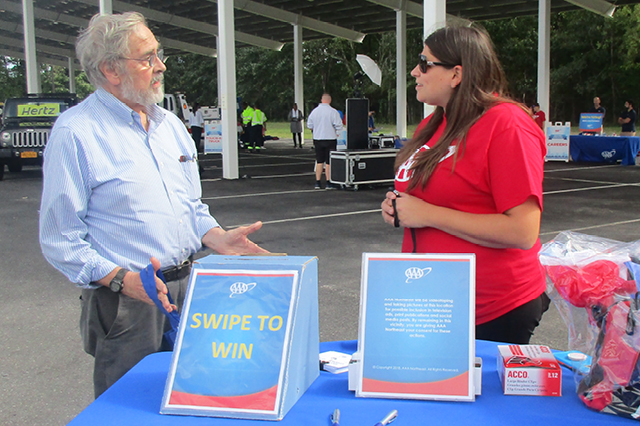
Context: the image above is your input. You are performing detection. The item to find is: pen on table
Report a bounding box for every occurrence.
[330,408,340,426]
[374,409,398,426]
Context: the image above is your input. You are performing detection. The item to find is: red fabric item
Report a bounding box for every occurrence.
[545,260,636,308]
[395,103,547,324]
[580,301,640,412]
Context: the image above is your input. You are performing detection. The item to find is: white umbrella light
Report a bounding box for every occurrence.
[356,54,382,86]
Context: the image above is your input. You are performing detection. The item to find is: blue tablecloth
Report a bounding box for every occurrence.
[68,340,629,425]
[570,135,640,165]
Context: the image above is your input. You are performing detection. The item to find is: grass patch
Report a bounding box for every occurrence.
[265,121,421,140]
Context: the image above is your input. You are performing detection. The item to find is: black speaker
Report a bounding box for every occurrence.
[346,98,369,150]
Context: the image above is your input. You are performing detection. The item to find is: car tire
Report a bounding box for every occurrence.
[8,161,22,173]
[0,164,4,181]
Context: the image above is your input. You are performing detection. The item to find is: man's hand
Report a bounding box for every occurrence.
[202,222,269,255]
[99,257,177,312]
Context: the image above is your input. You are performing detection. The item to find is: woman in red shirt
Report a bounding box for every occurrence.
[381,26,549,344]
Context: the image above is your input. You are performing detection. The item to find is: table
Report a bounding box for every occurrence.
[68,340,629,425]
[570,135,640,165]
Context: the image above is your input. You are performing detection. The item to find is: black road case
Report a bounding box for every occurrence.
[330,149,397,190]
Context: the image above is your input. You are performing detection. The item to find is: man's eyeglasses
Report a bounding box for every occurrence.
[418,54,457,73]
[120,49,165,68]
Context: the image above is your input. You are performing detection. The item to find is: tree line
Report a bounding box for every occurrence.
[3,5,640,126]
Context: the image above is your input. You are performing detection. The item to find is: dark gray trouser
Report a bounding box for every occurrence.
[80,275,189,398]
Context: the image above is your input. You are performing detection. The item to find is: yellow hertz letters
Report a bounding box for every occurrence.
[190,313,283,359]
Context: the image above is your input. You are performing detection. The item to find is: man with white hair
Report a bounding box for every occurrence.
[39,12,268,397]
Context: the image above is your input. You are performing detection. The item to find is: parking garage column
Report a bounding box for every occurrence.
[22,0,40,94]
[293,23,305,146]
[218,0,240,179]
[422,0,446,119]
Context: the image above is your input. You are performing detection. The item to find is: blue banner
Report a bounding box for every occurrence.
[579,113,604,133]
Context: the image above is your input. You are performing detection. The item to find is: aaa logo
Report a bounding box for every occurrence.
[404,267,432,283]
[601,149,616,159]
[229,282,257,298]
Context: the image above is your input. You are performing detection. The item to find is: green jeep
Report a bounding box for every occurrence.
[0,93,78,180]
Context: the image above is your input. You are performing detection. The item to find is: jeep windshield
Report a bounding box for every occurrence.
[3,98,74,124]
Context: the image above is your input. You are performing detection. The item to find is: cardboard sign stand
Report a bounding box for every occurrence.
[355,253,476,402]
[546,121,571,162]
[160,255,319,421]
[202,107,223,155]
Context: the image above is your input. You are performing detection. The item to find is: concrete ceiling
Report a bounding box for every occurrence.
[0,0,637,64]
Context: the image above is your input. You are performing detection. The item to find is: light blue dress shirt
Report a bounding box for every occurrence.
[39,89,219,287]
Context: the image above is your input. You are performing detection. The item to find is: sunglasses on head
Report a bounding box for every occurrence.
[418,54,458,73]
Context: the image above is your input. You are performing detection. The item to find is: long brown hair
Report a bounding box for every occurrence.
[396,25,519,190]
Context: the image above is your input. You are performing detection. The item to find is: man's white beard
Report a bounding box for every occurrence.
[121,73,165,107]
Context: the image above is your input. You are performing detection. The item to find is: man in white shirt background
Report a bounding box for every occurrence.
[306,93,344,190]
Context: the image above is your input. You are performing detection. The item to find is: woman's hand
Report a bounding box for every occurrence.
[381,190,431,229]
[381,190,541,250]
[381,190,398,226]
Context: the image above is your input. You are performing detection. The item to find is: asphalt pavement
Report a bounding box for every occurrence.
[2,138,640,425]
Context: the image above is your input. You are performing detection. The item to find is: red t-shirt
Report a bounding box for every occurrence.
[533,110,546,130]
[395,103,547,325]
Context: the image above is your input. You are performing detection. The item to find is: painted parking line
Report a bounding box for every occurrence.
[201,172,314,183]
[227,209,382,228]
[540,218,640,237]
[202,188,319,200]
[543,183,640,195]
[209,165,640,230]
[545,176,640,185]
[544,164,619,172]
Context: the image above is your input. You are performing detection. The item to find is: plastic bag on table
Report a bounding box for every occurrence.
[539,231,639,354]
[539,231,640,419]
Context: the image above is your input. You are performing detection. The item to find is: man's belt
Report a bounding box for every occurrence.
[162,257,193,282]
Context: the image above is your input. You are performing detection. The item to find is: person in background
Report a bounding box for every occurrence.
[532,102,546,131]
[241,101,254,150]
[39,12,268,398]
[288,102,304,148]
[381,25,549,345]
[307,93,343,190]
[250,102,267,152]
[368,110,376,133]
[618,100,637,136]
[589,96,606,119]
[189,102,204,152]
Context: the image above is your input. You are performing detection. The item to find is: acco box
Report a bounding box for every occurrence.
[497,345,561,396]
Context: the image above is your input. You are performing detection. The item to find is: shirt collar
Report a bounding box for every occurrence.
[94,88,166,130]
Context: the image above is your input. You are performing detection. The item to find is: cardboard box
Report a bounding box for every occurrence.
[497,345,561,396]
[160,255,319,421]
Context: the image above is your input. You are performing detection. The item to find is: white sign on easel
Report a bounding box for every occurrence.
[204,120,223,154]
[545,121,570,162]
